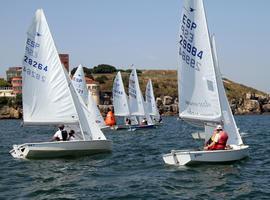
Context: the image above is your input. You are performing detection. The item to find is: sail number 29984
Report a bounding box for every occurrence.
[24,56,48,72]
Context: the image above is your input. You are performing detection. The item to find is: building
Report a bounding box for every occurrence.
[85,77,100,105]
[59,54,69,72]
[0,87,15,97]
[11,76,22,95]
[6,67,22,82]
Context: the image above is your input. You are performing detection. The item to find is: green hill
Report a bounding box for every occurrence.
[92,70,267,102]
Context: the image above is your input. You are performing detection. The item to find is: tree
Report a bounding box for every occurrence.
[95,75,109,84]
[0,79,11,87]
[92,64,117,73]
[14,94,22,107]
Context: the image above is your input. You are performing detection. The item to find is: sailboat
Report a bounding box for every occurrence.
[145,79,161,124]
[112,71,134,130]
[10,9,112,159]
[162,0,249,165]
[128,69,155,129]
[72,64,107,129]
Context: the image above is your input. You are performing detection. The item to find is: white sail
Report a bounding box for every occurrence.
[72,65,106,129]
[22,9,106,141]
[210,35,243,145]
[72,64,88,105]
[113,71,130,116]
[178,0,221,123]
[22,9,78,125]
[128,69,145,116]
[87,91,107,129]
[145,79,160,120]
[128,69,153,125]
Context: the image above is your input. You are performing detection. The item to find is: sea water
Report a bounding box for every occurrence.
[0,115,269,199]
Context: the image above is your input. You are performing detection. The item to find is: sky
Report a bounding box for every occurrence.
[0,0,269,93]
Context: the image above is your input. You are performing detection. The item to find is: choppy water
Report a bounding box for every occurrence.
[0,115,270,199]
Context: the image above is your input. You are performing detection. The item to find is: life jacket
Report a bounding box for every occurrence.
[61,130,68,141]
[213,131,228,150]
[105,111,116,126]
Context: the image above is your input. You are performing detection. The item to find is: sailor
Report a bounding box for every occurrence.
[141,118,148,125]
[68,130,76,141]
[125,118,131,125]
[51,124,68,141]
[204,125,228,150]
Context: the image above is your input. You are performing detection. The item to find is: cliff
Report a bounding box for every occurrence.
[0,105,22,119]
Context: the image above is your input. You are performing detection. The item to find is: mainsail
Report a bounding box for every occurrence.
[22,9,106,140]
[113,71,130,116]
[128,69,145,116]
[128,69,153,125]
[72,64,88,105]
[23,9,78,125]
[145,79,160,121]
[72,65,106,129]
[178,0,221,123]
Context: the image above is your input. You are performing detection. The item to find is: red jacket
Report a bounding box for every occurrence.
[214,131,228,150]
[208,131,228,150]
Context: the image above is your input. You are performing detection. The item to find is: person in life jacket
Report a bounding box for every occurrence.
[105,109,116,126]
[51,124,68,141]
[204,125,228,150]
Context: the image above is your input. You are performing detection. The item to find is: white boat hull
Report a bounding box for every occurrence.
[163,145,249,166]
[10,140,112,159]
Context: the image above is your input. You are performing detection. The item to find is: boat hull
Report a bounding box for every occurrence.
[132,124,155,129]
[163,145,249,166]
[112,124,156,130]
[10,140,112,159]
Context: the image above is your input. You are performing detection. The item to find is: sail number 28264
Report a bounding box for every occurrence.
[24,56,48,72]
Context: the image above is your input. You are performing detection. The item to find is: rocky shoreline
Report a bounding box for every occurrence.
[1,92,270,120]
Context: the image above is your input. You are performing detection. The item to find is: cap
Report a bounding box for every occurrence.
[216,125,222,130]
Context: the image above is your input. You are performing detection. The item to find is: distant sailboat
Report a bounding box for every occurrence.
[10,9,112,159]
[145,79,161,124]
[112,71,135,129]
[162,0,248,165]
[72,64,107,129]
[128,68,154,129]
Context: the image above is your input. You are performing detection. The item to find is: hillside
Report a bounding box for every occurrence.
[93,70,267,100]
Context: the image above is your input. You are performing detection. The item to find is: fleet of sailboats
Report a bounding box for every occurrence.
[162,0,249,165]
[9,1,250,167]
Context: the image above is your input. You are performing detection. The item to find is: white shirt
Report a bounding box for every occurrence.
[53,129,63,140]
[68,135,76,141]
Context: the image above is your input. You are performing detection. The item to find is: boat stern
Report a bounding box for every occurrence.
[10,144,29,159]
[163,150,192,165]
